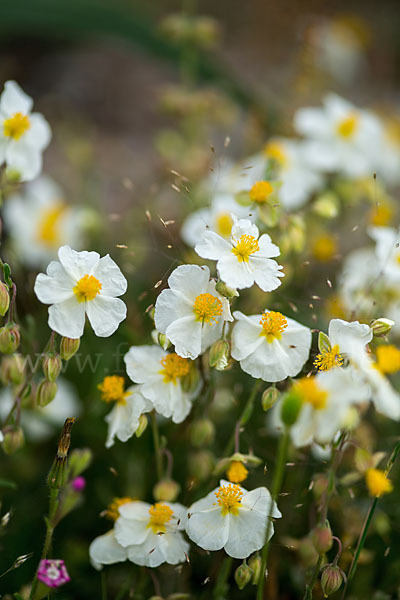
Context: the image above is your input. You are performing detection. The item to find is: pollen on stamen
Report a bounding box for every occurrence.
[259,310,288,343]
[159,353,190,384]
[214,483,243,516]
[193,293,223,325]
[314,345,343,371]
[3,112,31,140]
[147,502,174,534]
[231,234,260,263]
[249,180,274,205]
[73,274,102,302]
[105,497,133,521]
[98,375,129,405]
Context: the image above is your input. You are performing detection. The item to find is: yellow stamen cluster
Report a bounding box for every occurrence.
[314,344,343,371]
[365,468,393,498]
[3,112,31,140]
[159,353,190,384]
[147,502,174,534]
[73,274,102,302]
[264,141,287,167]
[216,212,233,237]
[259,310,288,343]
[375,345,400,374]
[249,180,274,205]
[214,483,243,516]
[312,235,337,262]
[98,375,129,405]
[227,461,248,484]
[294,377,328,410]
[369,203,393,227]
[337,114,358,139]
[232,234,260,263]
[37,205,66,246]
[105,497,133,521]
[193,293,223,325]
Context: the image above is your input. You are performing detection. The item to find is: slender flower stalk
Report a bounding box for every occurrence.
[224,379,261,456]
[151,411,163,480]
[213,556,233,600]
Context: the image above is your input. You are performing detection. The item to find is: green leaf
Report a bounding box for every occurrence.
[14,593,25,600]
[2,262,12,288]
[0,478,17,490]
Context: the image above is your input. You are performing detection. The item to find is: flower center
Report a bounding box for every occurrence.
[98,375,129,405]
[37,204,66,247]
[3,112,31,140]
[249,180,274,205]
[312,235,337,262]
[105,497,133,521]
[232,234,260,263]
[216,212,233,237]
[47,565,61,580]
[227,461,248,484]
[365,468,393,498]
[73,274,102,302]
[147,502,174,534]
[314,345,343,371]
[294,377,328,410]
[369,202,393,227]
[159,353,190,384]
[214,483,243,516]
[264,141,287,167]
[259,310,288,343]
[193,293,223,325]
[375,345,400,374]
[337,114,358,139]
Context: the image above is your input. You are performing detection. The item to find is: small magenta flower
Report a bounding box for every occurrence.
[72,476,86,492]
[37,559,70,588]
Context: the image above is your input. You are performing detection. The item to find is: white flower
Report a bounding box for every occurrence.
[294,93,383,178]
[369,226,400,284]
[3,176,89,268]
[231,310,311,382]
[289,368,369,447]
[34,245,127,338]
[124,345,198,423]
[326,318,373,363]
[89,530,127,570]
[114,501,189,567]
[154,264,233,360]
[186,479,281,559]
[359,358,400,420]
[0,81,51,181]
[195,217,284,292]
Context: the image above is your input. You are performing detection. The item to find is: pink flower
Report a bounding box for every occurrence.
[72,476,86,492]
[37,559,70,588]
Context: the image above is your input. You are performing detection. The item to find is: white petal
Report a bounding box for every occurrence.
[89,531,127,568]
[1,81,33,116]
[86,296,126,337]
[5,143,42,182]
[242,487,281,519]
[114,516,149,547]
[34,272,74,305]
[186,508,229,551]
[154,289,194,334]
[58,246,100,281]
[167,264,210,300]
[124,345,164,384]
[231,312,265,360]
[251,257,284,292]
[158,531,190,565]
[48,297,86,337]
[127,533,165,567]
[23,113,51,150]
[328,319,372,359]
[92,254,127,297]
[195,230,232,260]
[166,316,202,359]
[224,510,268,559]
[217,254,255,289]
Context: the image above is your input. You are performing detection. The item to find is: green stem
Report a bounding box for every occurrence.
[101,570,107,600]
[151,411,163,480]
[256,428,290,600]
[224,379,261,456]
[213,556,233,600]
[303,555,323,600]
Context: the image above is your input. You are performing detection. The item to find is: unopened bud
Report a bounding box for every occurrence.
[312,473,329,500]
[153,478,181,502]
[8,354,25,385]
[311,522,333,554]
[188,450,214,482]
[189,418,215,447]
[298,536,319,567]
[2,427,24,454]
[209,339,230,371]
[371,318,395,337]
[235,561,253,590]
[215,280,239,299]
[135,414,148,438]
[181,364,200,394]
[68,448,92,478]
[0,282,10,316]
[60,337,80,361]
[261,386,279,411]
[320,564,345,596]
[42,353,62,382]
[36,379,58,407]
[312,192,340,219]
[0,323,20,354]
[248,553,262,585]
[280,390,302,427]
[157,332,171,351]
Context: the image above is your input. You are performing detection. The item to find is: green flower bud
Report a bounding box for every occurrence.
[68,448,93,479]
[157,332,171,351]
[248,553,262,585]
[135,413,148,438]
[8,354,25,385]
[371,318,395,337]
[215,280,239,299]
[181,363,200,394]
[2,426,24,454]
[280,390,302,427]
[311,522,333,554]
[235,561,253,590]
[320,564,345,596]
[0,323,20,354]
[189,418,215,448]
[42,353,62,382]
[312,473,329,500]
[261,386,279,411]
[36,379,58,407]
[0,282,10,316]
[188,450,214,482]
[298,536,319,568]
[60,337,80,361]
[312,192,340,219]
[209,339,230,371]
[153,478,181,502]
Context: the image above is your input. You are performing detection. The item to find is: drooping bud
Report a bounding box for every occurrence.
[311,521,333,554]
[0,323,20,354]
[189,418,215,447]
[234,561,253,590]
[36,379,58,407]
[42,353,62,382]
[60,337,80,361]
[261,386,279,411]
[7,354,25,385]
[371,318,395,337]
[157,332,171,351]
[153,478,181,502]
[2,426,25,454]
[135,413,148,438]
[320,564,345,596]
[248,553,262,585]
[280,389,302,427]
[209,339,230,371]
[215,280,239,299]
[0,282,10,316]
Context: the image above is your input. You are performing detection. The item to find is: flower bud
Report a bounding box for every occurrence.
[60,337,80,361]
[371,318,395,337]
[0,323,20,354]
[215,280,239,299]
[42,353,62,382]
[135,413,148,438]
[320,564,345,596]
[189,418,215,447]
[280,390,302,427]
[8,354,25,385]
[312,473,329,500]
[181,364,200,394]
[311,522,333,554]
[312,192,340,219]
[153,478,181,502]
[157,332,171,351]
[2,426,24,454]
[248,553,262,585]
[68,448,93,479]
[298,536,319,567]
[188,450,214,482]
[261,386,279,411]
[209,339,230,371]
[235,561,253,590]
[36,379,58,407]
[0,282,10,316]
